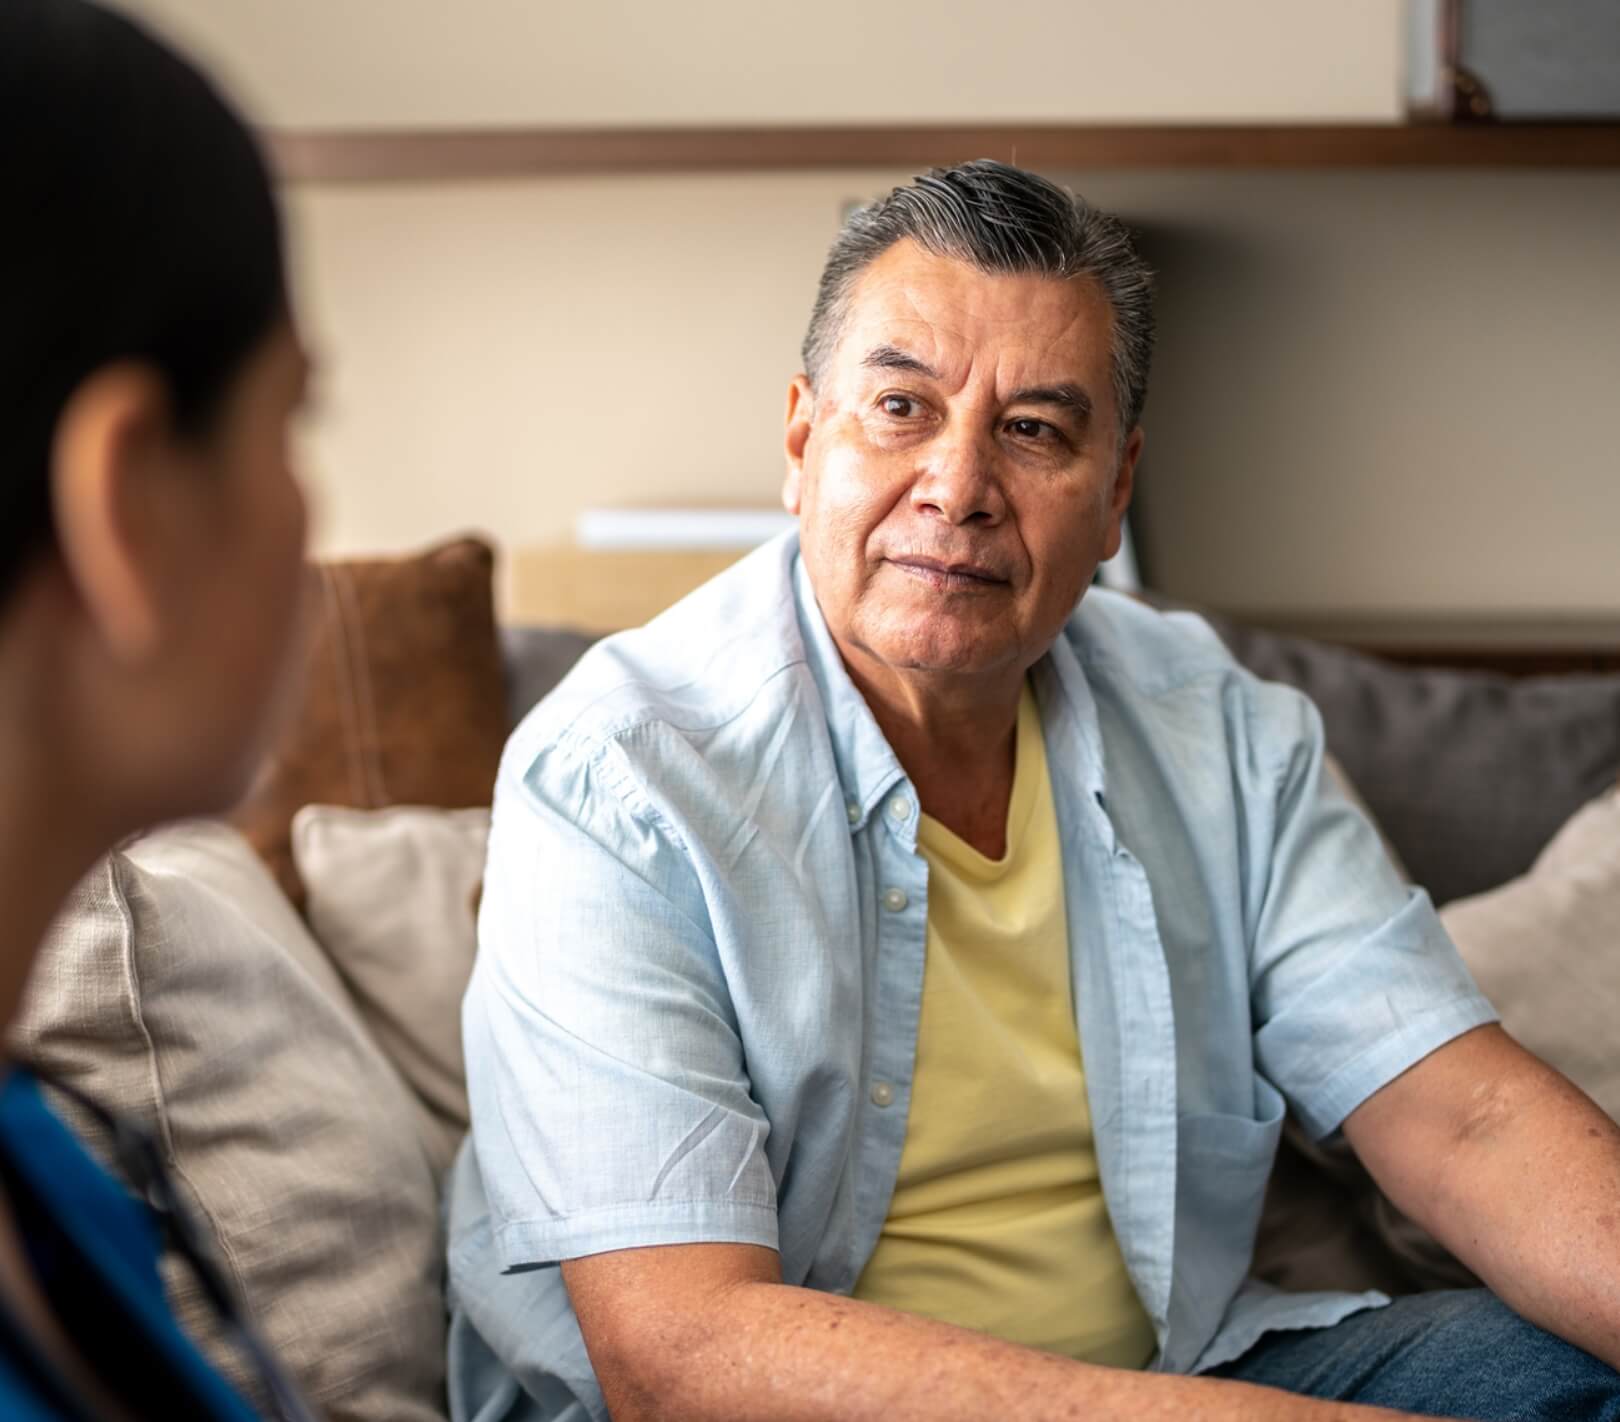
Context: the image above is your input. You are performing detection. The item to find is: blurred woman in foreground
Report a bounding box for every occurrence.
[0,1,315,1416]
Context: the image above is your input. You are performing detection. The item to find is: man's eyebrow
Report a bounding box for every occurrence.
[861,344,941,379]
[1010,383,1093,419]
[862,345,1093,419]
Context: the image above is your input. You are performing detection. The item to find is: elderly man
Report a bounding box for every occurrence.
[447,161,1620,1421]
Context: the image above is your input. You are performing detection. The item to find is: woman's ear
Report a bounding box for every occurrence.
[782,374,815,515]
[49,363,177,665]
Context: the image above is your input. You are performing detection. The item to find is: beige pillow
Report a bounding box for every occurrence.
[1442,786,1620,1118]
[293,804,490,1174]
[10,821,448,1422]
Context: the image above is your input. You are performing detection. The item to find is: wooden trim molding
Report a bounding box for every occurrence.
[268,123,1620,183]
[1223,613,1620,676]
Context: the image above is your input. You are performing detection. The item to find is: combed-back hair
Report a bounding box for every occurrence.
[802,160,1154,444]
[0,0,286,601]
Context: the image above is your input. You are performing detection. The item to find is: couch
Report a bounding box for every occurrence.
[12,537,1620,1420]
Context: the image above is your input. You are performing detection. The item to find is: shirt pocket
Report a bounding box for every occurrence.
[1171,1079,1286,1314]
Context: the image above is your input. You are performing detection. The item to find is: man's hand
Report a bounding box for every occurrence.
[1344,1023,1620,1373]
[562,1243,1450,1422]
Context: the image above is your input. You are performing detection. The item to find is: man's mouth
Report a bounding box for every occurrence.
[886,556,1009,591]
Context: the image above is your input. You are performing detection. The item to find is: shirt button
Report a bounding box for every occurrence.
[845,799,861,825]
[886,795,911,822]
[870,1082,895,1108]
[881,887,908,913]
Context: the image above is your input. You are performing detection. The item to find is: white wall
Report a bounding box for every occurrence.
[284,167,1620,618]
[124,0,1404,127]
[1085,170,1620,617]
[282,172,867,565]
[120,0,1620,619]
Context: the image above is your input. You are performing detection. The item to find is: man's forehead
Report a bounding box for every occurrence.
[835,239,1112,385]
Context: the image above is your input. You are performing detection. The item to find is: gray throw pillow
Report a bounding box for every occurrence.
[500,624,597,730]
[1198,610,1620,906]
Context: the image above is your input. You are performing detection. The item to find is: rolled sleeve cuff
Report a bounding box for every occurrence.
[495,1200,781,1272]
[1292,991,1501,1142]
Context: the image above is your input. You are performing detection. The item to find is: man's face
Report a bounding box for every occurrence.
[784,239,1142,694]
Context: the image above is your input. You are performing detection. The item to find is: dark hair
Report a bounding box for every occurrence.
[802,160,1155,445]
[0,0,286,600]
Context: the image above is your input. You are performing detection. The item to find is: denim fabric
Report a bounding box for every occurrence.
[449,531,1498,1421]
[1212,1288,1620,1419]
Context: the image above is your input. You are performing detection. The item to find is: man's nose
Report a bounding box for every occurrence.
[908,426,1006,527]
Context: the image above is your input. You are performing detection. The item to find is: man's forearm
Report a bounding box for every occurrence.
[616,1278,1441,1422]
[1401,1046,1620,1373]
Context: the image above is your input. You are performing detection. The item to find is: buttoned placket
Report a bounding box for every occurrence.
[841,777,929,1294]
[1033,651,1181,1364]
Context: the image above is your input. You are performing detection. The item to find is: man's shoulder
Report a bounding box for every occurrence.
[1063,587,1241,694]
[503,533,811,784]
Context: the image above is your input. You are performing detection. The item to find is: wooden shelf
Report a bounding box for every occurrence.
[269,122,1620,183]
[1222,611,1620,676]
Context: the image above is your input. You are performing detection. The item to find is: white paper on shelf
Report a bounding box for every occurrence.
[1404,0,1444,114]
[1095,518,1142,594]
[575,508,797,551]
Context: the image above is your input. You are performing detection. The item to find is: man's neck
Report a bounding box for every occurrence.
[843,654,1024,860]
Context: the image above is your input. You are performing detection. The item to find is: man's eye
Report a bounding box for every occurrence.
[1007,417,1054,441]
[880,395,919,418]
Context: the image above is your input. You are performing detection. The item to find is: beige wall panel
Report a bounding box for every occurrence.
[283,172,889,588]
[1088,170,1620,618]
[285,168,1620,620]
[121,0,1404,127]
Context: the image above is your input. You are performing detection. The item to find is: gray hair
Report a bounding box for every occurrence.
[801,160,1155,441]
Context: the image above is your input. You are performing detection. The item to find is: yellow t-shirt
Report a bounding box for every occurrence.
[851,683,1157,1368]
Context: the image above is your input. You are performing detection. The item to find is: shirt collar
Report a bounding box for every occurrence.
[1031,615,1112,829]
[790,547,908,831]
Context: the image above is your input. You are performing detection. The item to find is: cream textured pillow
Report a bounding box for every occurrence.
[293,804,490,1174]
[1442,786,1620,1119]
[10,822,448,1422]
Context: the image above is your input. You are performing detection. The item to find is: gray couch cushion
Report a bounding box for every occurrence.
[1198,612,1620,906]
[500,625,597,730]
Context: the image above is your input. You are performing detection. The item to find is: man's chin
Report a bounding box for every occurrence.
[853,618,1021,683]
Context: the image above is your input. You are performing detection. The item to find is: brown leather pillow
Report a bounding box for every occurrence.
[231,536,507,908]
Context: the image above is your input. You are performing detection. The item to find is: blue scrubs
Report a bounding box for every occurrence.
[0,1069,262,1420]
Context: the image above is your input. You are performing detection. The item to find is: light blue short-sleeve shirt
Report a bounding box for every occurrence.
[446,532,1497,1421]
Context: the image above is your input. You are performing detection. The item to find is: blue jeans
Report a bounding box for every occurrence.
[1211,1289,1620,1419]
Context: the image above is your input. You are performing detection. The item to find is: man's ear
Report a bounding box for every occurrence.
[49,363,177,665]
[782,374,816,515]
[1099,425,1145,563]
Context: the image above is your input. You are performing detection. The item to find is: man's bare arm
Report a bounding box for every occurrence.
[562,1243,1445,1422]
[1343,1022,1620,1372]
